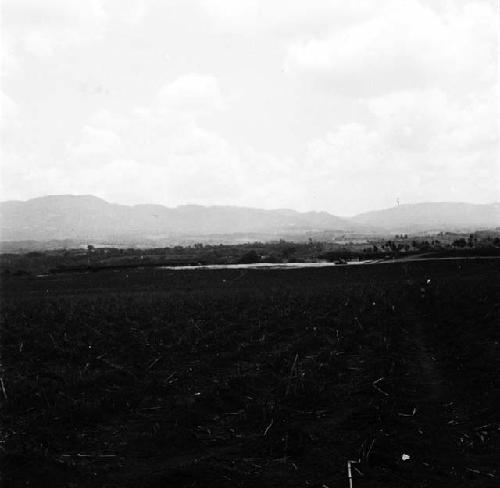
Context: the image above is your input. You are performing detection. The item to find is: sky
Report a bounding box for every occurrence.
[1,0,498,216]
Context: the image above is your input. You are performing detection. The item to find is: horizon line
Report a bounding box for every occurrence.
[1,193,499,219]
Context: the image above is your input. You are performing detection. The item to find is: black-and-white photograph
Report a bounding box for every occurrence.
[1,1,499,486]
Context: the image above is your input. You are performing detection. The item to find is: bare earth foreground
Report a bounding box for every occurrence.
[1,259,499,487]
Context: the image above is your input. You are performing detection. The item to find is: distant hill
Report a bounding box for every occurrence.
[1,196,499,249]
[351,202,500,232]
[0,195,354,244]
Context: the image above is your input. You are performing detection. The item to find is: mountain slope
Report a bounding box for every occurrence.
[0,195,354,242]
[350,202,500,231]
[2,196,499,245]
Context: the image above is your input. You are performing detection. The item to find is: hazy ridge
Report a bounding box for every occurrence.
[1,195,499,248]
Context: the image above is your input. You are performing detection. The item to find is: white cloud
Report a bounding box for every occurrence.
[367,88,498,155]
[284,0,497,96]
[300,86,499,214]
[200,0,378,36]
[1,0,149,59]
[157,73,227,113]
[0,91,18,131]
[3,77,498,214]
[102,0,148,26]
[3,66,310,209]
[49,73,245,205]
[52,77,499,214]
[1,1,498,215]
[2,0,108,56]
[0,38,20,78]
[69,125,124,161]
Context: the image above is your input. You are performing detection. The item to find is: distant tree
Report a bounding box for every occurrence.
[239,250,260,264]
[265,253,281,263]
[281,246,296,260]
[453,238,467,248]
[26,251,43,258]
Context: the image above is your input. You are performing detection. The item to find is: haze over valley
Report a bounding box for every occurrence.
[1,195,499,249]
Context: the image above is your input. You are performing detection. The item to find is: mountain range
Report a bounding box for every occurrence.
[1,195,499,248]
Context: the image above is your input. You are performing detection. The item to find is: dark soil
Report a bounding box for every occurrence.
[1,259,499,487]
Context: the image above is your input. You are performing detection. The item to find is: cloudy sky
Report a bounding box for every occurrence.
[1,0,498,215]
